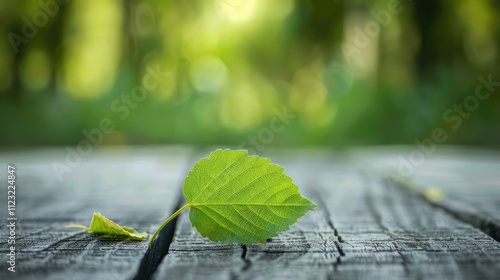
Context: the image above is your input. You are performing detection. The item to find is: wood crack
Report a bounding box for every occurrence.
[313,192,345,257]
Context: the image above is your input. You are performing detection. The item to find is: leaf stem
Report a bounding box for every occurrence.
[65,224,90,231]
[149,204,191,247]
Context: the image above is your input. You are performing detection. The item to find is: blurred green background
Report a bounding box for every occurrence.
[1,0,499,149]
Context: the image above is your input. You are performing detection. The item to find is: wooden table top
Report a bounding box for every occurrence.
[1,146,499,280]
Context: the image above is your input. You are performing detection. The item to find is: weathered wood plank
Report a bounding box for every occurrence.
[2,147,500,279]
[157,150,500,279]
[406,153,500,242]
[431,194,500,242]
[0,147,192,280]
[156,207,340,280]
[317,168,500,279]
[352,146,500,241]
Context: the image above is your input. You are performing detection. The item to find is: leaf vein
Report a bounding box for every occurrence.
[198,206,261,243]
[191,152,247,202]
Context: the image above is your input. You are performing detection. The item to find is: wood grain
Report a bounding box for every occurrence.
[156,150,500,279]
[0,147,192,280]
[1,147,500,280]
[351,147,500,242]
[409,154,500,242]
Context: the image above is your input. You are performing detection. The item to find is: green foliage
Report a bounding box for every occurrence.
[66,212,148,240]
[2,1,499,147]
[150,149,316,246]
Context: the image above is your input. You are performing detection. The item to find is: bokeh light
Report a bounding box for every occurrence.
[190,56,229,96]
[62,0,122,99]
[1,0,499,147]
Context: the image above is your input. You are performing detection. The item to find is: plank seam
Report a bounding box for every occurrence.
[132,196,184,280]
[132,149,201,280]
[385,174,500,244]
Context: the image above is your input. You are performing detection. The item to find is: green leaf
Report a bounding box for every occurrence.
[150,149,316,246]
[66,212,148,241]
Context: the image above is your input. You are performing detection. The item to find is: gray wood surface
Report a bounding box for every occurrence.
[406,153,500,242]
[351,147,500,242]
[155,150,500,280]
[1,147,500,280]
[0,147,192,280]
